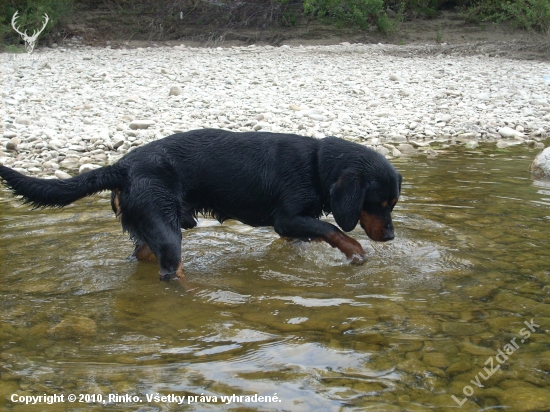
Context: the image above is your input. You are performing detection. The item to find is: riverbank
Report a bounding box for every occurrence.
[1,41,549,178]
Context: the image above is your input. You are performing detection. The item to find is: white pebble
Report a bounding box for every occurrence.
[498,126,524,139]
[55,170,72,179]
[129,120,156,130]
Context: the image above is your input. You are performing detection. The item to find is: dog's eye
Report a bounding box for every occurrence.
[381,200,388,208]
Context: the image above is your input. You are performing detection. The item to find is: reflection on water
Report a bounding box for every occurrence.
[1,145,549,411]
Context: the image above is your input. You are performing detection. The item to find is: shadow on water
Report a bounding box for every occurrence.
[0,144,549,410]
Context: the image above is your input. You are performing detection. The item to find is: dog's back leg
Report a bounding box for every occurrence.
[134,214,182,280]
[112,190,159,263]
[131,242,156,261]
[120,185,183,280]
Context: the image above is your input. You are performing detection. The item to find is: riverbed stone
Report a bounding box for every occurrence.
[430,394,480,410]
[446,361,472,375]
[355,331,387,345]
[407,314,440,334]
[457,341,495,356]
[396,358,426,376]
[498,387,550,411]
[422,352,450,369]
[47,316,97,338]
[441,321,486,336]
[0,381,19,404]
[492,291,550,317]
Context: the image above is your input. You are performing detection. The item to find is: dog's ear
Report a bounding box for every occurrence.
[330,171,369,232]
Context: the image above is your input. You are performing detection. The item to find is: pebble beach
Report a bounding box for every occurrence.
[1,41,549,178]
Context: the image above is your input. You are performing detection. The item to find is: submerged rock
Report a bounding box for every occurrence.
[530,147,550,178]
[423,352,450,369]
[499,387,550,411]
[47,316,97,338]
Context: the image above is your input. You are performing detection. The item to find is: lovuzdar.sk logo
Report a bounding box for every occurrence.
[11,10,49,53]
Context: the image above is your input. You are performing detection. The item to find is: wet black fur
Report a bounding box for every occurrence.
[0,129,402,278]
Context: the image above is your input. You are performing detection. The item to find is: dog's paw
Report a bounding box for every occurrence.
[159,272,186,281]
[159,272,176,281]
[349,253,367,265]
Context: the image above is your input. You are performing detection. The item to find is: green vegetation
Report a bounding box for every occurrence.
[466,0,550,34]
[304,0,387,31]
[435,23,443,42]
[1,0,548,49]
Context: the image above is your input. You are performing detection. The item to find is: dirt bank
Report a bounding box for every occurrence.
[60,9,549,61]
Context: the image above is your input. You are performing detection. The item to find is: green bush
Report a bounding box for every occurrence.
[2,0,549,45]
[1,0,74,48]
[304,0,390,31]
[466,0,550,34]
[385,0,444,19]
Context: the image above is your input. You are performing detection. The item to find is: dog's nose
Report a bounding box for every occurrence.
[382,222,394,241]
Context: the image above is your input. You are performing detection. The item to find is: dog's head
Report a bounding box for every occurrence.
[329,156,402,242]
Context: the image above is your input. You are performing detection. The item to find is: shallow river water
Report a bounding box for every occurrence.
[1,145,549,411]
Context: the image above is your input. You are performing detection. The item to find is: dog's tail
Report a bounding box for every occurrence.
[0,165,125,208]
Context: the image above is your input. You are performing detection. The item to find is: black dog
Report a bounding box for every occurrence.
[0,129,402,279]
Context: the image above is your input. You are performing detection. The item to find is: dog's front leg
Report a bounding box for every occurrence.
[320,230,367,264]
[274,216,367,264]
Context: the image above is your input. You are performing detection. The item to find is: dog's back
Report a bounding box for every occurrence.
[117,129,324,226]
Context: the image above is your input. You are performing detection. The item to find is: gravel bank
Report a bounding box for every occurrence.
[1,42,549,178]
